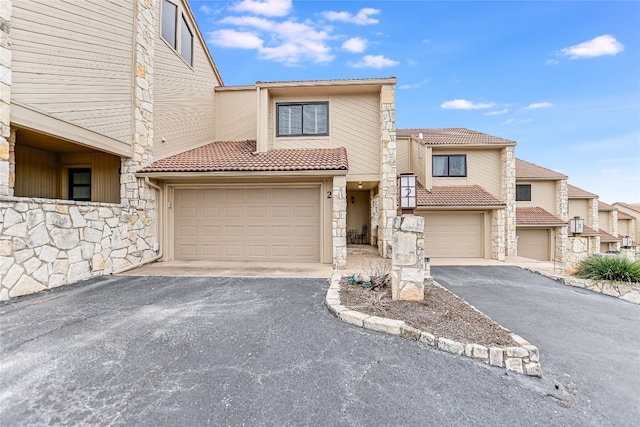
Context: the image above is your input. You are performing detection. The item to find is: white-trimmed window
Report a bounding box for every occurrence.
[277,102,329,137]
[161,0,193,66]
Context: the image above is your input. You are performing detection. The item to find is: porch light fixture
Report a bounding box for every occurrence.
[358,181,363,189]
[397,172,417,212]
[622,236,634,247]
[569,216,584,236]
[351,196,355,204]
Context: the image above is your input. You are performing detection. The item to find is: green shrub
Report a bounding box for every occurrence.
[575,255,640,282]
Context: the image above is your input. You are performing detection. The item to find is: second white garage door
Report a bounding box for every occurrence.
[174,187,320,262]
[421,212,483,257]
[517,228,550,261]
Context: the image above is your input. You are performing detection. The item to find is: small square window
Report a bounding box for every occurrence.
[69,168,91,201]
[516,184,532,201]
[433,155,466,177]
[277,102,328,137]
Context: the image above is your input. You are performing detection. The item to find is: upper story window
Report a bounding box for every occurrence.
[161,0,193,66]
[433,154,466,177]
[277,102,329,137]
[516,184,532,201]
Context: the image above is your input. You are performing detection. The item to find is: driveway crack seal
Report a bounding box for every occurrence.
[326,272,543,378]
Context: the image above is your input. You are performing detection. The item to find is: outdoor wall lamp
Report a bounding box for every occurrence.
[622,236,634,247]
[569,216,584,236]
[397,172,417,213]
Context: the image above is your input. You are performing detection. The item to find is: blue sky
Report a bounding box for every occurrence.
[190,0,640,204]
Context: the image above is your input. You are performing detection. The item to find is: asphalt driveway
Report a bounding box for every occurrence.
[0,271,637,426]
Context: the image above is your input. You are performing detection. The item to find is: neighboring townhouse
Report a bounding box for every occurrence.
[598,201,620,252]
[613,202,640,247]
[514,159,568,261]
[1,0,398,299]
[137,77,398,267]
[396,129,516,260]
[567,184,600,255]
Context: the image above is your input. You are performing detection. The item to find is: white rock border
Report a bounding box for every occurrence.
[326,273,542,377]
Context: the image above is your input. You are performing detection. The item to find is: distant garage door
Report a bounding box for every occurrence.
[174,187,320,262]
[517,229,550,261]
[421,212,483,257]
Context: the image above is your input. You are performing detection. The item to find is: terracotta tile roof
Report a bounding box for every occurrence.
[397,128,515,146]
[598,201,615,211]
[614,202,640,214]
[599,229,620,242]
[515,158,567,179]
[618,211,634,220]
[417,184,505,207]
[568,184,598,199]
[516,207,566,226]
[580,225,600,236]
[139,140,348,173]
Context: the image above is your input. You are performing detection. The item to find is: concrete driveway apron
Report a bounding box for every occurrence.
[432,265,640,427]
[0,273,635,426]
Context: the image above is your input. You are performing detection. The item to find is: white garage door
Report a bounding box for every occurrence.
[421,212,483,257]
[174,187,320,262]
[517,229,550,261]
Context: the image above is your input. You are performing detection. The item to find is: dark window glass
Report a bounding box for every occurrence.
[161,0,177,49]
[180,15,193,65]
[432,155,467,177]
[69,168,91,201]
[516,184,532,201]
[277,103,328,136]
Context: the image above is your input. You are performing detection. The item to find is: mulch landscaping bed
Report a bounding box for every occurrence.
[339,277,517,347]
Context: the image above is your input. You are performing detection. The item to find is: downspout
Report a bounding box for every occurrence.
[111,177,164,274]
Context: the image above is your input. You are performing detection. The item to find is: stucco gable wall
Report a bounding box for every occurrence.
[516,180,557,215]
[430,148,502,199]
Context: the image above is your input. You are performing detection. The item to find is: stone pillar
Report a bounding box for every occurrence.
[391,215,425,301]
[611,210,619,251]
[555,227,567,262]
[378,84,396,258]
[332,175,347,268]
[555,179,569,262]
[370,189,379,246]
[491,209,506,261]
[502,146,516,256]
[0,0,11,196]
[566,236,588,274]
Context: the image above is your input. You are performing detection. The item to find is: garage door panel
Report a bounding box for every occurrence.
[517,229,550,261]
[174,187,320,262]
[421,212,483,258]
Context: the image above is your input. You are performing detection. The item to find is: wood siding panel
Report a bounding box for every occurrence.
[411,142,425,186]
[14,145,59,199]
[11,0,134,144]
[516,180,557,214]
[568,199,589,221]
[431,149,502,197]
[397,137,410,175]
[346,191,370,232]
[153,0,221,159]
[215,90,257,141]
[272,94,380,176]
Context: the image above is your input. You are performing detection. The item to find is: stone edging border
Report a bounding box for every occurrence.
[325,273,542,377]
[519,267,640,305]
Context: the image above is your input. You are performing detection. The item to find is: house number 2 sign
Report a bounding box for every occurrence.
[398,173,417,210]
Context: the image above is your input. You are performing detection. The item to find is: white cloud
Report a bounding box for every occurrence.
[349,54,399,69]
[231,0,292,17]
[525,102,553,110]
[399,79,429,90]
[545,59,559,66]
[422,39,431,44]
[440,99,495,110]
[485,108,508,116]
[559,34,624,59]
[342,37,367,53]
[200,5,214,15]
[322,8,380,25]
[208,29,264,49]
[503,118,532,125]
[220,16,275,31]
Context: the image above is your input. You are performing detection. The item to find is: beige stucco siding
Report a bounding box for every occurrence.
[599,211,610,232]
[411,141,426,186]
[153,1,221,159]
[271,93,380,178]
[11,0,135,144]
[516,180,557,214]
[569,199,590,221]
[619,220,631,237]
[215,89,257,141]
[396,137,411,175]
[431,148,502,197]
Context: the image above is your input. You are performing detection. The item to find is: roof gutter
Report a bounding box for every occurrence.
[135,169,348,179]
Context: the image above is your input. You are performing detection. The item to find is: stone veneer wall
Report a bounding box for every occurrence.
[391,215,425,301]
[588,198,600,254]
[610,210,620,251]
[332,175,347,268]
[555,179,569,262]
[378,84,396,258]
[0,0,159,300]
[502,146,516,257]
[491,209,506,261]
[565,236,588,274]
[0,0,11,197]
[370,190,379,245]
